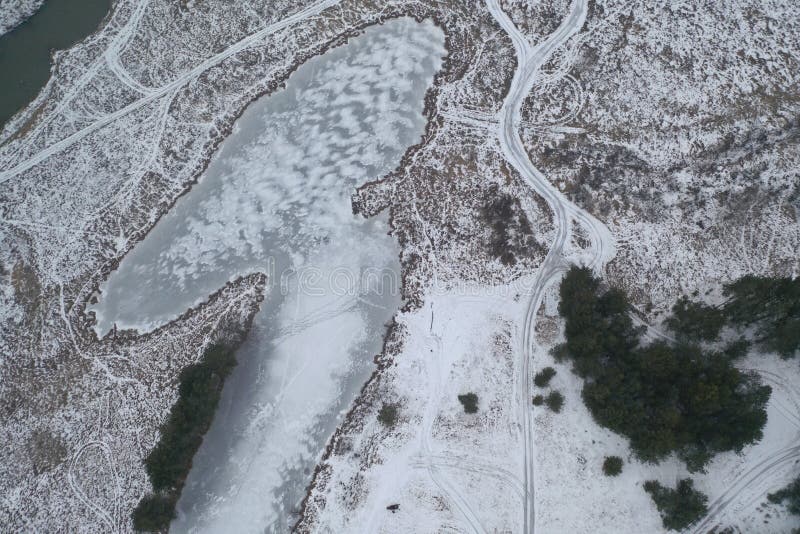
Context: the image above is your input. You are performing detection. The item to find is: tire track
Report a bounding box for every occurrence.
[0,0,152,166]
[417,312,487,534]
[486,0,614,531]
[688,445,800,534]
[0,0,343,183]
[411,453,526,500]
[67,440,120,532]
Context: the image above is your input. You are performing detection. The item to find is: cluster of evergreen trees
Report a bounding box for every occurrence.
[643,479,708,530]
[666,275,800,358]
[132,344,237,532]
[556,268,800,528]
[665,296,725,342]
[554,267,771,472]
[726,275,800,524]
[723,275,800,358]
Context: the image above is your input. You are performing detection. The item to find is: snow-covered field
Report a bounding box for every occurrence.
[301,0,800,532]
[1,0,798,531]
[299,284,800,533]
[299,285,528,532]
[521,0,800,309]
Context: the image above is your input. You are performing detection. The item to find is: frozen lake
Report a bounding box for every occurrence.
[89,17,445,533]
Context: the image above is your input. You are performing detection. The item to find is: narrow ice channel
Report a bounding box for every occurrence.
[89,18,445,533]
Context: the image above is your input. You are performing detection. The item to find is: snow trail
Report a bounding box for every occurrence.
[0,0,342,183]
[0,0,151,166]
[485,0,615,531]
[688,445,800,533]
[418,309,487,534]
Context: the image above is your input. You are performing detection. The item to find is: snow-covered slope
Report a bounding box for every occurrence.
[0,0,43,35]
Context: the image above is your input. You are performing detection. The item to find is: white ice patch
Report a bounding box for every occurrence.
[84,17,446,534]
[89,18,445,336]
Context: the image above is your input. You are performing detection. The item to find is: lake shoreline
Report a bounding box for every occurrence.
[82,17,445,532]
[0,0,114,129]
[76,12,444,342]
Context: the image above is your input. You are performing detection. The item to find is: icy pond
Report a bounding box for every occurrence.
[90,17,445,533]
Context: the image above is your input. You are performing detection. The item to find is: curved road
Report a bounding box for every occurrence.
[486,0,615,531]
[488,2,800,533]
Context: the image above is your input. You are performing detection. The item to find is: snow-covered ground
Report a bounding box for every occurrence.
[299,281,800,534]
[521,0,800,308]
[1,0,799,531]
[299,285,528,532]
[301,0,800,532]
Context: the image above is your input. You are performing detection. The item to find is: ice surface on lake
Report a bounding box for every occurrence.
[88,17,444,534]
[90,17,444,336]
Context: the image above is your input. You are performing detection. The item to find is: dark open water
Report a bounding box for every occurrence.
[0,0,112,127]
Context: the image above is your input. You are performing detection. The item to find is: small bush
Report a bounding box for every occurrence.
[533,367,557,387]
[602,456,623,476]
[532,394,544,406]
[545,390,564,413]
[132,493,176,532]
[378,403,398,427]
[458,393,479,414]
[644,479,708,531]
[768,476,800,515]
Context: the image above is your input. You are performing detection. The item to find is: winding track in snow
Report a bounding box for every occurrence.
[0,0,151,167]
[419,312,487,534]
[485,0,614,531]
[0,0,343,184]
[688,444,800,534]
[487,2,800,532]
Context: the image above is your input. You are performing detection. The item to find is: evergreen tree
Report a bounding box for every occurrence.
[724,275,800,357]
[132,494,175,532]
[768,476,800,515]
[644,479,708,531]
[534,367,557,387]
[602,456,623,476]
[556,267,770,471]
[666,296,725,342]
[458,393,479,414]
[545,390,564,413]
